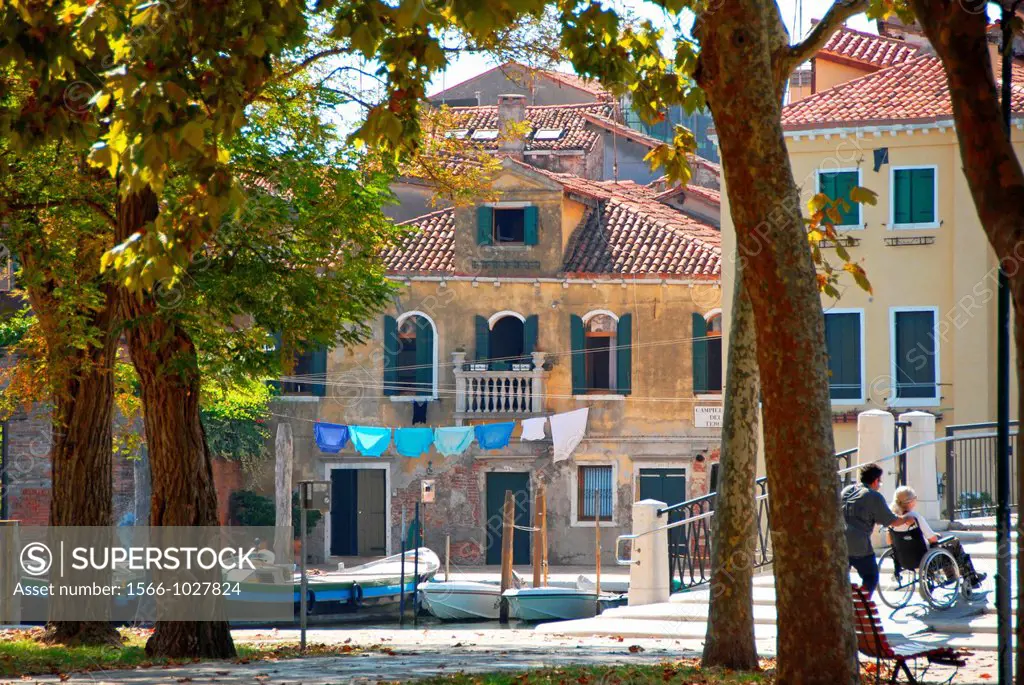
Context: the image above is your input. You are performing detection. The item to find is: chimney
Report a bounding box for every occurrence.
[497,93,527,160]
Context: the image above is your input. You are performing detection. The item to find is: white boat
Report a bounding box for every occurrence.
[502,586,600,622]
[420,580,502,620]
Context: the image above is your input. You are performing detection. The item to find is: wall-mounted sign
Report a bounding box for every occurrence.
[421,479,436,503]
[694,406,724,429]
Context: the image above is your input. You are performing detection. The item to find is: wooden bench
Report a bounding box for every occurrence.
[852,583,970,684]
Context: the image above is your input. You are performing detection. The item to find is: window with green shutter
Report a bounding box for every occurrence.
[824,311,862,401]
[477,206,538,245]
[385,315,436,397]
[892,168,936,227]
[893,309,938,402]
[818,170,860,228]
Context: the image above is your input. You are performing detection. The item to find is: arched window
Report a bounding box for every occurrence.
[570,310,632,395]
[383,312,437,398]
[474,311,538,370]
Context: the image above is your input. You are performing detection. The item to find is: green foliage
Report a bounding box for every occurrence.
[807,188,878,298]
[0,307,32,348]
[228,489,322,537]
[201,379,272,464]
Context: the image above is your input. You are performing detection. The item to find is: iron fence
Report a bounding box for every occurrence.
[944,422,1019,520]
[657,451,850,591]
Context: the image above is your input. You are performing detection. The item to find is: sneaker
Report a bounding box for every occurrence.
[972,573,988,588]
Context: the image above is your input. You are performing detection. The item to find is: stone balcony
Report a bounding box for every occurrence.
[451,351,548,424]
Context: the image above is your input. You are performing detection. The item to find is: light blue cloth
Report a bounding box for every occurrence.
[433,427,475,456]
[314,423,350,453]
[394,427,434,458]
[350,426,392,457]
[474,422,516,450]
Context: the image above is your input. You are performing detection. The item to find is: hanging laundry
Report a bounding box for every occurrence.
[520,416,547,441]
[314,422,350,453]
[550,408,589,462]
[433,426,475,456]
[412,400,429,425]
[394,427,434,458]
[474,422,516,451]
[349,426,392,457]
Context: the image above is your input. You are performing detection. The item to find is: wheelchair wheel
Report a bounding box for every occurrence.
[919,547,961,610]
[877,548,915,609]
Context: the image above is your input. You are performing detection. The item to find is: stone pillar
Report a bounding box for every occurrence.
[274,422,294,566]
[857,410,896,503]
[628,499,669,606]
[898,411,939,521]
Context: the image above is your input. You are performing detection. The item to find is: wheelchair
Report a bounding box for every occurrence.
[876,525,973,611]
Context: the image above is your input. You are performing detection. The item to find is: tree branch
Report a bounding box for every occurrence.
[777,0,870,77]
[5,198,117,228]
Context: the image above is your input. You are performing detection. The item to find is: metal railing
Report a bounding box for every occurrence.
[622,449,855,591]
[944,421,1020,520]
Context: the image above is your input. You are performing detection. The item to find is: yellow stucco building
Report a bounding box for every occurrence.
[721,25,1024,458]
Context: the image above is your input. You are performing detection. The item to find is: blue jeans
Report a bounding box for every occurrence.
[850,554,879,596]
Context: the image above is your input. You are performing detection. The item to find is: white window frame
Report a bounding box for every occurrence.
[488,310,526,328]
[570,462,618,527]
[889,306,941,407]
[389,310,439,402]
[889,165,940,230]
[815,166,863,230]
[824,308,866,406]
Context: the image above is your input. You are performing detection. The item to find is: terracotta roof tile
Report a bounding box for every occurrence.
[383,208,455,275]
[443,102,619,152]
[817,23,920,68]
[782,55,1024,129]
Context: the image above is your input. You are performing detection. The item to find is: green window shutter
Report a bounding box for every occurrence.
[414,317,434,395]
[615,313,632,395]
[523,314,538,358]
[893,170,912,225]
[523,206,539,245]
[476,207,493,245]
[836,171,859,226]
[818,172,836,203]
[911,168,935,224]
[692,313,708,394]
[383,315,398,396]
[570,314,585,395]
[310,345,328,397]
[475,315,490,362]
[894,311,936,399]
[825,313,861,400]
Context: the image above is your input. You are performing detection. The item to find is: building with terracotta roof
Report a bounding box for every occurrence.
[275,153,725,565]
[722,24,1024,494]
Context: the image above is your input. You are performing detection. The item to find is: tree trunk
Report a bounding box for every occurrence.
[906,1,1024,678]
[116,189,236,659]
[22,260,121,646]
[694,4,858,682]
[702,266,760,670]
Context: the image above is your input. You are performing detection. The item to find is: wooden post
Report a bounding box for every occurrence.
[532,488,543,588]
[274,423,294,566]
[499,489,515,623]
[594,488,602,600]
[539,486,548,587]
[445,535,451,582]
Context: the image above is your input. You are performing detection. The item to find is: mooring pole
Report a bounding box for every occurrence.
[499,489,515,623]
[299,504,308,653]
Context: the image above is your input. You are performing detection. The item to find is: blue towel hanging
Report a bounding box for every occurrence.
[474,422,516,450]
[394,427,434,458]
[350,426,392,457]
[314,422,350,453]
[433,427,475,456]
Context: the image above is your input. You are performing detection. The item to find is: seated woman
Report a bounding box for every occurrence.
[890,486,987,589]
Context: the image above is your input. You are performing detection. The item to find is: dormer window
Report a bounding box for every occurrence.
[475,205,539,246]
[471,129,500,140]
[533,128,564,140]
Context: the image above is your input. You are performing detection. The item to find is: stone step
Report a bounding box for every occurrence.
[535,616,780,640]
[670,586,777,606]
[602,602,779,625]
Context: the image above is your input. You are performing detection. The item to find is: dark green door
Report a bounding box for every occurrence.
[485,472,531,565]
[638,469,688,514]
